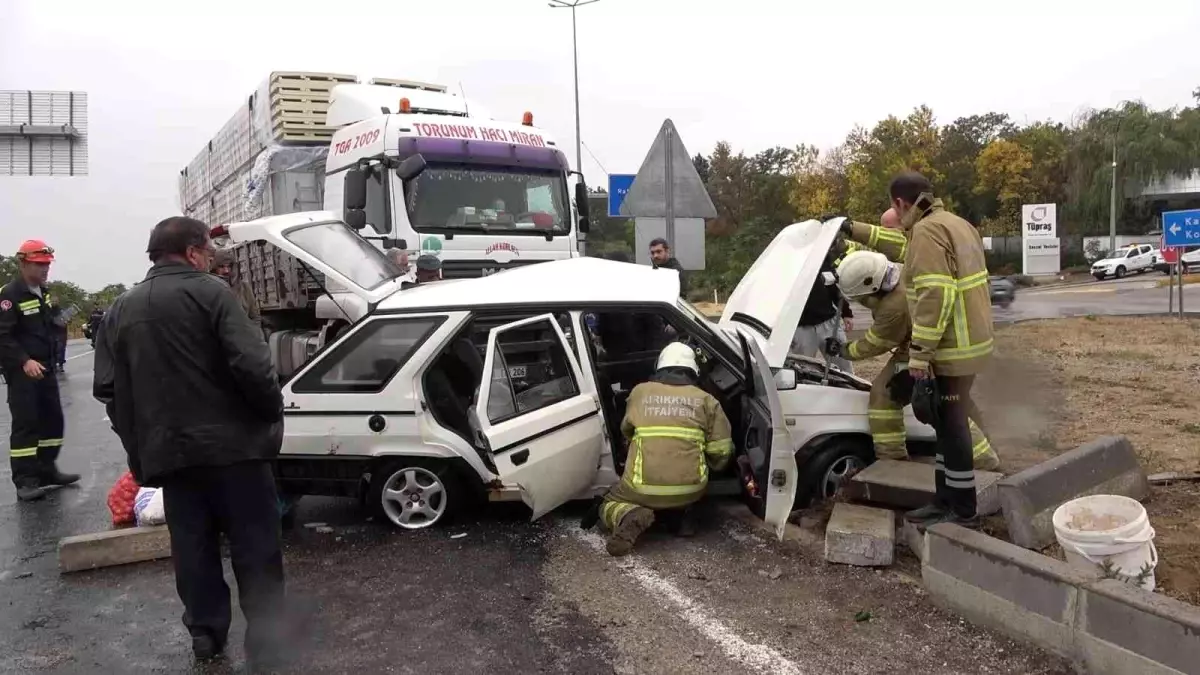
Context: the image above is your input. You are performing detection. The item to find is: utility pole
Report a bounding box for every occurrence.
[549,0,599,256]
[1109,139,1118,254]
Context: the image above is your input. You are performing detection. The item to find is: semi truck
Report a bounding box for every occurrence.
[180,71,592,375]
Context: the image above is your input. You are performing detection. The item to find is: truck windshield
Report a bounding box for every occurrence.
[404,164,570,235]
[285,222,399,291]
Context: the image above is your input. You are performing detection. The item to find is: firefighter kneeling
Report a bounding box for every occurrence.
[599,342,733,556]
[834,250,999,471]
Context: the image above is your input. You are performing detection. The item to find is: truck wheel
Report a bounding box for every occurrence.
[368,458,465,530]
[1115,265,1126,279]
[793,438,874,510]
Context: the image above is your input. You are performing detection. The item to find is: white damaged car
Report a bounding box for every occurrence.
[228,213,935,536]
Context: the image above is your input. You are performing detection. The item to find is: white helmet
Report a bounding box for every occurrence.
[656,342,699,374]
[837,250,890,298]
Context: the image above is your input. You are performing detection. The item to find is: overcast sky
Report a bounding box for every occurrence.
[2,0,1198,290]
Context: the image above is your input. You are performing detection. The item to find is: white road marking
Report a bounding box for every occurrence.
[569,527,805,675]
[66,350,94,361]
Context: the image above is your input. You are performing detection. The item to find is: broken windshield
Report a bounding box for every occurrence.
[404,164,570,235]
[284,222,400,291]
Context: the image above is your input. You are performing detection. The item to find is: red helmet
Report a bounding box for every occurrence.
[16,240,55,263]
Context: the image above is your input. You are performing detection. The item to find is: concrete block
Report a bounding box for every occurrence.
[998,436,1149,550]
[824,503,894,566]
[1077,579,1200,675]
[845,459,1003,515]
[59,526,172,573]
[922,523,1102,659]
[899,521,927,563]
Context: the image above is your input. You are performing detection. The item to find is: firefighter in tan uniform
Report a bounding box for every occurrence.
[834,250,998,470]
[600,342,733,556]
[888,172,995,528]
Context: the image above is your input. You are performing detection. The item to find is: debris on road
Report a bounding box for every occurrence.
[1148,472,1200,485]
[824,503,895,567]
[845,459,1003,516]
[314,526,335,534]
[302,522,328,529]
[58,525,172,573]
[450,532,468,539]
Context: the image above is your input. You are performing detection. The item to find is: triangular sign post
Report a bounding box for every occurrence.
[620,119,717,224]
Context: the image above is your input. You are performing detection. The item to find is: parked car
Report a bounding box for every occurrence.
[1091,244,1159,280]
[226,214,936,537]
[989,276,1016,308]
[1154,246,1200,275]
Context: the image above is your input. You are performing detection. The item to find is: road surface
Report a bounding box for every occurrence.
[0,342,1069,674]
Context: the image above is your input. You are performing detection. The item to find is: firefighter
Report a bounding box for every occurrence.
[834,250,998,470]
[888,171,994,528]
[0,240,80,501]
[599,342,733,556]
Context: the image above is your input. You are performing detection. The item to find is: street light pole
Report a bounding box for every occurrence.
[550,0,597,256]
[1109,140,1118,254]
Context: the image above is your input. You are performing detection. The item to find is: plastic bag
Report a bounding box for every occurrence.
[107,471,140,526]
[134,487,166,526]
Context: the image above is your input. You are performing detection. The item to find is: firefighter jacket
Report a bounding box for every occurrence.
[900,196,994,376]
[0,281,60,374]
[847,221,909,263]
[844,274,911,364]
[618,371,733,501]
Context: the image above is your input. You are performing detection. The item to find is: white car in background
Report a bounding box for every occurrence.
[226,214,936,536]
[1091,244,1160,280]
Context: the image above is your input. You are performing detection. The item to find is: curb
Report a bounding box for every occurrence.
[921,523,1200,675]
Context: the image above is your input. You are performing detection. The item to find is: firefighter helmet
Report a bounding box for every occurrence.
[836,250,890,298]
[655,342,698,375]
[16,240,55,263]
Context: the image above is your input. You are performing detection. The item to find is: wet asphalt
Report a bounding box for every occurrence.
[0,341,1072,674]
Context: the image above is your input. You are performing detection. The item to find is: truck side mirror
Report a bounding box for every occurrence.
[344,168,367,210]
[345,210,367,230]
[381,238,407,250]
[396,154,427,182]
[574,182,591,234]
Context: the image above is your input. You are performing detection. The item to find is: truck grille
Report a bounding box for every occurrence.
[439,259,545,279]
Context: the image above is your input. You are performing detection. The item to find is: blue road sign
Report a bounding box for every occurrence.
[1163,209,1200,248]
[607,174,636,218]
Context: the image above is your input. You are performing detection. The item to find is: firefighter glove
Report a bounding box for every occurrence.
[911,377,941,427]
[887,370,915,404]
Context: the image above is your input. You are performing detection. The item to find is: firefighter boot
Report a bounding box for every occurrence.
[606,507,655,557]
[674,507,697,538]
[39,464,80,487]
[15,479,47,502]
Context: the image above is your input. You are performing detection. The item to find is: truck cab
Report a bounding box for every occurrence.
[320,83,589,278]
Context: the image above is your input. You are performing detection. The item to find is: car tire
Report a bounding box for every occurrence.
[1115,266,1126,279]
[793,438,874,510]
[367,458,465,530]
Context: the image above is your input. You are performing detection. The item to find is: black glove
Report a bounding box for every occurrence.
[910,377,941,427]
[823,337,842,358]
[818,214,854,236]
[580,496,603,530]
[886,370,915,404]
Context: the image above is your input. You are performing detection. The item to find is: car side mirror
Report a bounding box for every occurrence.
[773,368,797,391]
[574,182,591,233]
[396,154,427,182]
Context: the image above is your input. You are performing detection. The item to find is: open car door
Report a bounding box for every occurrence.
[224,212,404,306]
[472,313,604,519]
[738,331,798,539]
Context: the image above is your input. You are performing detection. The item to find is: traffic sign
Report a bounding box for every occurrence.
[607,174,635,218]
[1163,209,1200,247]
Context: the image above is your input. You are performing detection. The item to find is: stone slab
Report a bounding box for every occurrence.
[899,521,927,563]
[1078,579,1200,675]
[845,459,1003,515]
[824,502,894,566]
[998,435,1149,550]
[59,526,172,573]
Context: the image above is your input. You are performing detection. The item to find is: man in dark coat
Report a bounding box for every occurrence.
[93,216,288,666]
[648,237,689,298]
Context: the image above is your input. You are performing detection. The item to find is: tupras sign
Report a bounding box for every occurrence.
[1021,203,1060,276]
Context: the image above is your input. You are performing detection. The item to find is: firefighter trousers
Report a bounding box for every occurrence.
[867,354,998,470]
[6,370,65,487]
[599,479,703,534]
[933,375,979,518]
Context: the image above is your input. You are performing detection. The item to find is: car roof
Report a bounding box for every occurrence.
[375,256,681,311]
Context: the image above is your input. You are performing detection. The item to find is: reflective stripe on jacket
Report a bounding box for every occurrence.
[845,276,911,363]
[900,196,994,376]
[619,379,733,497]
[849,221,909,263]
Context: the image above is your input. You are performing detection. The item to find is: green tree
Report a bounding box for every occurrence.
[844,106,944,220]
[936,113,1017,224]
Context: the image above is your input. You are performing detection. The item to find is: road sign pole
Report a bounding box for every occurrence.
[663,124,675,249]
[1169,258,1176,313]
[1180,260,1186,318]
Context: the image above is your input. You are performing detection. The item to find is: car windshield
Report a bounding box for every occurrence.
[404,164,570,235]
[677,299,738,351]
[284,222,400,291]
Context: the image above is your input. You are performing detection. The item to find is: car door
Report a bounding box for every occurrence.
[737,330,799,539]
[473,313,604,519]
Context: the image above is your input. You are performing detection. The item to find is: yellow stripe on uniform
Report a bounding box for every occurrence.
[38,438,63,448]
[10,447,38,458]
[868,409,905,420]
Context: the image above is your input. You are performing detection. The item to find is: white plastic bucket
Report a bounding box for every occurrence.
[1052,494,1157,591]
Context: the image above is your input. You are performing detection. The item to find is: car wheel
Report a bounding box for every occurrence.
[1115,266,1126,279]
[999,299,1012,309]
[1093,274,1105,281]
[368,458,464,530]
[793,438,874,509]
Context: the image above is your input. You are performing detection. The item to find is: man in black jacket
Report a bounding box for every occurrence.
[648,237,689,297]
[93,217,288,666]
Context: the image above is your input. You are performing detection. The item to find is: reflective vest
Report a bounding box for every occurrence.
[619,379,733,497]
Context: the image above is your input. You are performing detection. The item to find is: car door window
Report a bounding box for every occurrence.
[486,317,581,424]
[292,316,444,393]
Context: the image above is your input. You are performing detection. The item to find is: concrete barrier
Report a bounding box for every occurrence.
[845,459,1003,516]
[998,435,1149,549]
[923,523,1200,675]
[59,526,172,573]
[824,503,894,567]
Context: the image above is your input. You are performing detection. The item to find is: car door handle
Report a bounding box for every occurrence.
[511,449,530,466]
